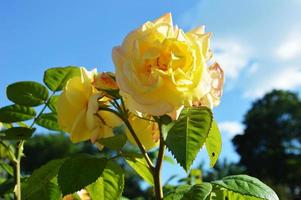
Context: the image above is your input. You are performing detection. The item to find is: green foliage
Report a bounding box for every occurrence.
[97,134,127,150]
[0,161,14,176]
[58,154,107,195]
[0,104,36,123]
[205,120,222,167]
[166,107,212,171]
[6,81,49,107]
[124,153,154,186]
[22,159,65,200]
[0,141,15,160]
[164,185,192,200]
[182,183,212,200]
[36,113,60,131]
[43,66,80,92]
[211,175,279,200]
[48,95,59,113]
[233,90,301,198]
[86,160,124,200]
[0,127,35,140]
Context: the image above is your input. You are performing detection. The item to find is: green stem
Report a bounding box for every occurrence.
[154,123,165,200]
[14,140,24,200]
[99,107,154,169]
[14,91,56,199]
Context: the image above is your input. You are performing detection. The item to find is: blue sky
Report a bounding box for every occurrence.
[1,0,301,184]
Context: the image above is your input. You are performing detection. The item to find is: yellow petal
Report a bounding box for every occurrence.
[70,109,91,143]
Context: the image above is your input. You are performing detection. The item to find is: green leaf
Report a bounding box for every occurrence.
[6,81,49,107]
[58,154,107,195]
[166,107,212,171]
[22,159,65,200]
[0,127,35,140]
[0,141,15,160]
[97,134,127,150]
[205,120,222,167]
[0,161,14,176]
[124,153,154,186]
[0,178,14,196]
[164,185,192,200]
[182,183,212,200]
[165,183,212,200]
[86,160,124,200]
[43,66,81,91]
[0,104,36,123]
[36,113,61,131]
[211,175,279,200]
[48,95,59,113]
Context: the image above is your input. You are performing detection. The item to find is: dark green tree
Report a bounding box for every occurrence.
[233,90,301,199]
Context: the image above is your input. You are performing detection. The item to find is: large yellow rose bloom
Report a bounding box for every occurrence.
[113,13,214,116]
[57,67,121,143]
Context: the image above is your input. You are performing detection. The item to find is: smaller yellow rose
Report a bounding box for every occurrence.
[57,67,122,144]
[125,115,159,151]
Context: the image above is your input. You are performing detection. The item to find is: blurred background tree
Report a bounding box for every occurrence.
[233,90,301,199]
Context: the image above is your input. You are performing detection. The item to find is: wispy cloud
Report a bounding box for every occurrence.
[276,32,301,60]
[213,39,251,80]
[218,121,244,138]
[244,66,301,98]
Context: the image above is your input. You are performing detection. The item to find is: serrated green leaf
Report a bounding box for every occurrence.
[205,120,222,167]
[166,107,212,172]
[22,159,65,200]
[124,153,154,186]
[36,113,60,131]
[58,154,107,195]
[211,187,263,200]
[6,81,49,107]
[164,183,212,200]
[164,155,175,165]
[182,183,212,200]
[43,66,81,91]
[0,127,35,140]
[97,134,127,150]
[48,95,59,113]
[0,104,36,123]
[0,161,13,176]
[86,160,124,200]
[211,175,279,200]
[164,185,192,200]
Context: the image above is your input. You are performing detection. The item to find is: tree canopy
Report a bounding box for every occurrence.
[233,90,301,197]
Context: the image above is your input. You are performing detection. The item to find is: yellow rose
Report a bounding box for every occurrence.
[57,67,121,143]
[113,13,213,116]
[126,115,159,151]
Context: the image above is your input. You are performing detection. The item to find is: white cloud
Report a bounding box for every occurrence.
[218,121,244,138]
[276,33,301,60]
[244,66,301,98]
[213,40,251,80]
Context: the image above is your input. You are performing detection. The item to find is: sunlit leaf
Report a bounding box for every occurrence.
[43,66,80,92]
[0,104,36,123]
[36,113,60,131]
[86,161,124,200]
[205,120,222,167]
[6,81,49,106]
[166,107,212,172]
